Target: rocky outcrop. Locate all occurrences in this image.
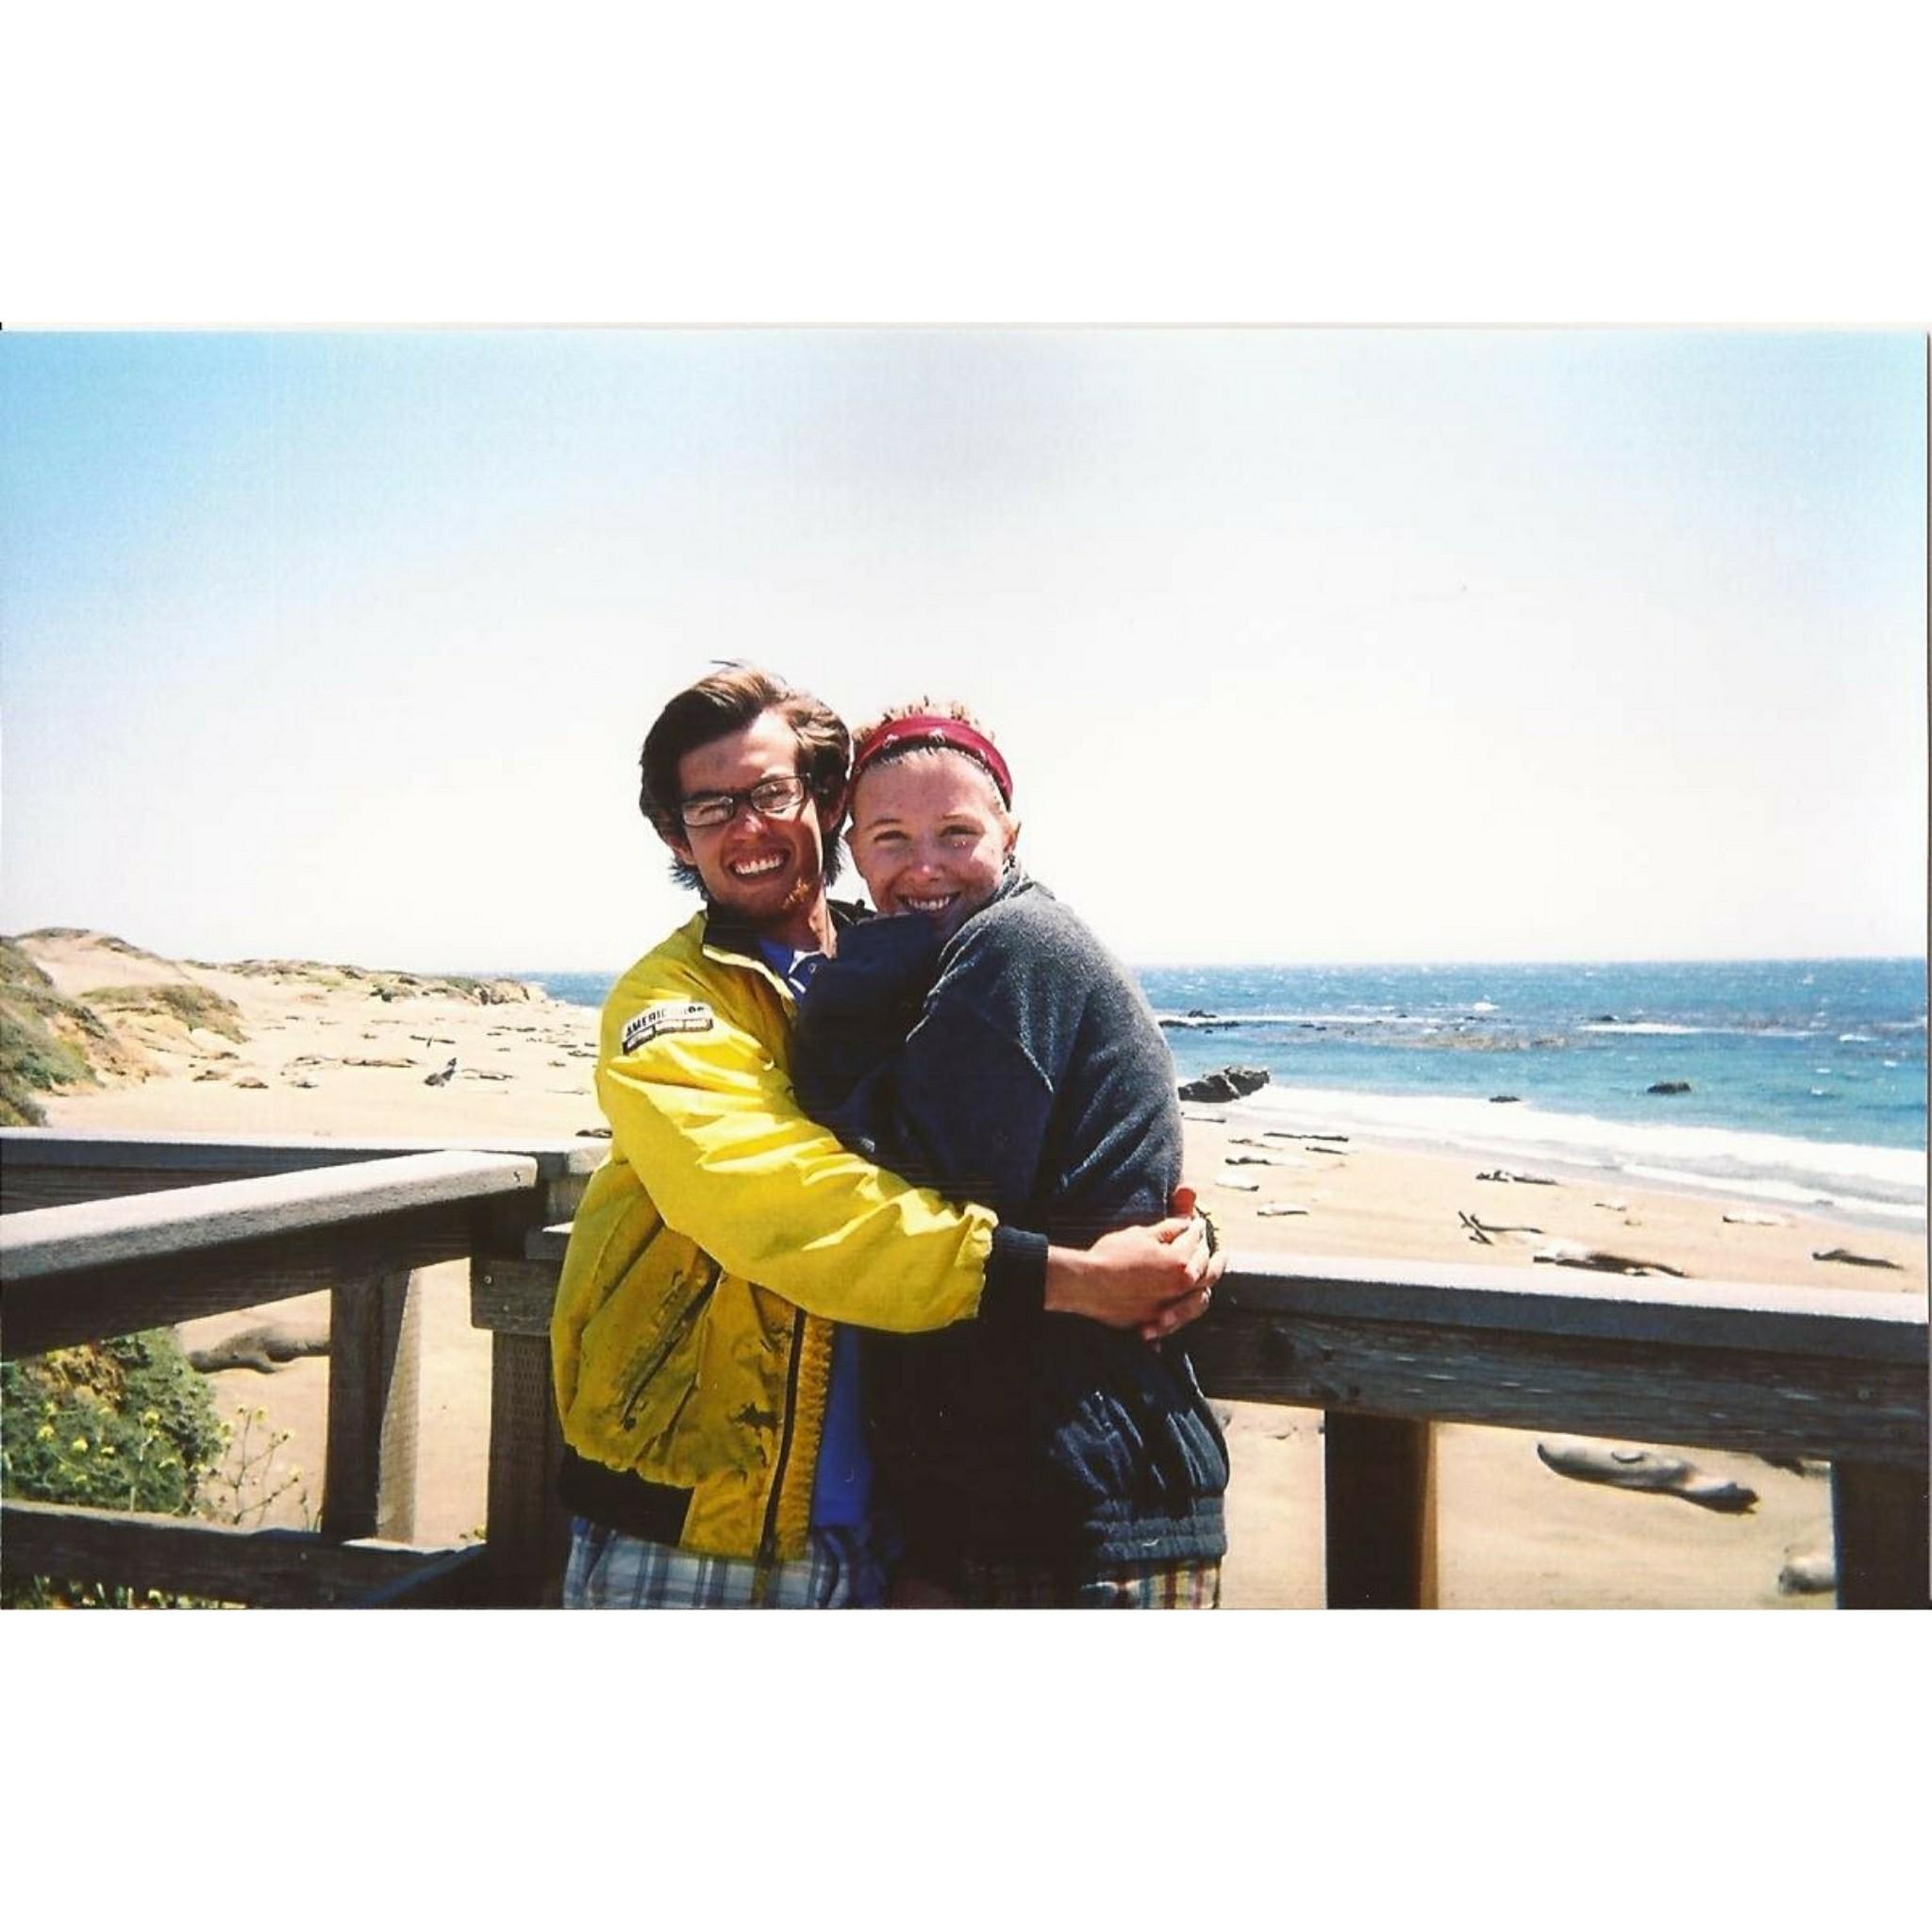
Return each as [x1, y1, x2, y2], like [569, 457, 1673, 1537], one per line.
[474, 979, 538, 1005]
[1176, 1064, 1271, 1104]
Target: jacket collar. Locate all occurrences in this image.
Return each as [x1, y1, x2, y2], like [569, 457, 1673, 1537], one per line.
[700, 896, 866, 967]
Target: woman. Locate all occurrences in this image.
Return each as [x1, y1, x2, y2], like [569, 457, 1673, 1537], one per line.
[791, 702, 1229, 1607]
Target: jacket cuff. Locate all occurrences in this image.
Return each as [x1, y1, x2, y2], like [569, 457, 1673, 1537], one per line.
[981, 1224, 1048, 1325]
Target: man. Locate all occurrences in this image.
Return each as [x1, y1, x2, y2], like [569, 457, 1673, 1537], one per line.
[550, 664, 1218, 1607]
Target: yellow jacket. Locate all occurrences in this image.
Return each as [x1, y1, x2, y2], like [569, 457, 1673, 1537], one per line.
[551, 907, 1041, 1561]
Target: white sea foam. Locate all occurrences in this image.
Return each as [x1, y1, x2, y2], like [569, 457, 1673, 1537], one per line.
[1577, 1022, 1703, 1036]
[1158, 1009, 1443, 1030]
[1577, 1021, 1836, 1040]
[1230, 1082, 1926, 1227]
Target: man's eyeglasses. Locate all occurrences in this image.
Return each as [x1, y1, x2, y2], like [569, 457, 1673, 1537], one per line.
[677, 774, 811, 829]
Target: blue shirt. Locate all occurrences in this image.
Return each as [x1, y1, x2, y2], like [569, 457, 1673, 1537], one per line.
[755, 937, 874, 1530]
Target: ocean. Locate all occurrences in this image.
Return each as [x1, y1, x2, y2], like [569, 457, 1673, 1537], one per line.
[508, 957, 1927, 1228]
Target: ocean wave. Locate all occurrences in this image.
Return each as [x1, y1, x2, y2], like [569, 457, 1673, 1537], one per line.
[1577, 1022, 1704, 1036]
[1158, 1010, 1446, 1030]
[1228, 1082, 1927, 1224]
[1618, 1165, 1926, 1226]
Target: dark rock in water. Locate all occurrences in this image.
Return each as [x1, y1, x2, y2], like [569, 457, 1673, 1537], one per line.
[1187, 1008, 1216, 1020]
[1490, 1094, 1521, 1104]
[1177, 1064, 1272, 1104]
[1647, 1080, 1691, 1095]
[1591, 1013, 1618, 1024]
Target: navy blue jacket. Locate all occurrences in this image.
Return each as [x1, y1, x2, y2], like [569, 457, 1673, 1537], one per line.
[791, 868, 1228, 1576]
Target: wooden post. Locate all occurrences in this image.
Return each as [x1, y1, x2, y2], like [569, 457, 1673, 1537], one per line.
[486, 1331, 568, 1607]
[322, 1268, 422, 1541]
[1831, 1459, 1930, 1608]
[475, 1164, 578, 1607]
[1324, 1410, 1438, 1609]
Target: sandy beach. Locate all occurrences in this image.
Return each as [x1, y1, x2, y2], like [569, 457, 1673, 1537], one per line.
[14, 929, 1926, 1608]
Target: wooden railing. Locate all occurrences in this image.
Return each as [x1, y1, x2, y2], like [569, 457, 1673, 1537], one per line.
[3, 1129, 1926, 1607]
[2, 1130, 596, 1607]
[1184, 1255, 1929, 1607]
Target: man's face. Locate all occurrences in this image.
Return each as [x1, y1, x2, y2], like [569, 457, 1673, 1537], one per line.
[665, 709, 829, 935]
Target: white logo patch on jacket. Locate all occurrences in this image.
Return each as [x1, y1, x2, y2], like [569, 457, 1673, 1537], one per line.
[620, 1000, 716, 1055]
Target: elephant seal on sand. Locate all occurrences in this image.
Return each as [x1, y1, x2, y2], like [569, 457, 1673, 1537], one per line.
[1778, 1550, 1837, 1595]
[1535, 1440, 1757, 1513]
[186, 1322, 331, 1374]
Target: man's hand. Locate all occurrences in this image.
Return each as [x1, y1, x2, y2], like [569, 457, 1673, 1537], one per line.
[1042, 1212, 1222, 1331]
[1136, 1182, 1223, 1340]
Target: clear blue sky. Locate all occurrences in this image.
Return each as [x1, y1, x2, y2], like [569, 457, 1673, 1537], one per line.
[2, 329, 1924, 969]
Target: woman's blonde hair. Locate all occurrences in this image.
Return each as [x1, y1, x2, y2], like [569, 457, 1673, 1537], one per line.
[848, 698, 1013, 816]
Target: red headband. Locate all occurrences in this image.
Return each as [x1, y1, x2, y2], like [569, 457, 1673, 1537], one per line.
[849, 715, 1013, 807]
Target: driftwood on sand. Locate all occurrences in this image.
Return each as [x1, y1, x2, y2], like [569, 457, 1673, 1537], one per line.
[1812, 1247, 1903, 1271]
[1476, 1167, 1557, 1186]
[1457, 1209, 1544, 1245]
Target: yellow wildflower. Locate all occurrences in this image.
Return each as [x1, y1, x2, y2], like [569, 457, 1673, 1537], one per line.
[72, 1437, 89, 1453]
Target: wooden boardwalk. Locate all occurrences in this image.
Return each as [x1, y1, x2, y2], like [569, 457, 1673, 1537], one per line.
[4, 1128, 1925, 1607]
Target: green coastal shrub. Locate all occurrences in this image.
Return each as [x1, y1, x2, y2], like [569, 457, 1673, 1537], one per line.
[3, 1331, 225, 1517]
[0, 939, 144, 1120]
[3, 1331, 228, 1605]
[0, 1008, 92, 1124]
[86, 982, 245, 1041]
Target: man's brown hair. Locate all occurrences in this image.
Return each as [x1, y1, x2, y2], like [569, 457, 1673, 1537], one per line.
[640, 663, 851, 889]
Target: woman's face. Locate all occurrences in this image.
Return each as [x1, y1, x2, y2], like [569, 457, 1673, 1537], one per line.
[847, 752, 1017, 941]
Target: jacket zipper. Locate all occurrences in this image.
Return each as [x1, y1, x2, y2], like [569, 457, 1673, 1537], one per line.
[618, 1259, 721, 1430]
[757, 1307, 807, 1563]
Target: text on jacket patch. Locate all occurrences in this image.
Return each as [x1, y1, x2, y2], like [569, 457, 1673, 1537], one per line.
[621, 1001, 717, 1055]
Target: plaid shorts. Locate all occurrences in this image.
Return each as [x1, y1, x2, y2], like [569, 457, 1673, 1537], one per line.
[563, 1516, 893, 1609]
[941, 1556, 1223, 1609]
